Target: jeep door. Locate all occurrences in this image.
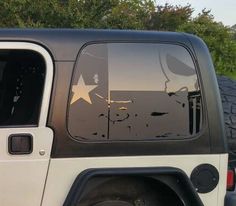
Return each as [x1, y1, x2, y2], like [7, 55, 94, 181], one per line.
[0, 42, 53, 206]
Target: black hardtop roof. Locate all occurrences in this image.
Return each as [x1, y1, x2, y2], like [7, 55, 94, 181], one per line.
[0, 29, 195, 61]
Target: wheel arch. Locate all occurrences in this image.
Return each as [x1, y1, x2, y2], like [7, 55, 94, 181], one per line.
[63, 167, 203, 206]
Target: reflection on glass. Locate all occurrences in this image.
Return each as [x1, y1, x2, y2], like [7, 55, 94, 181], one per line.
[68, 43, 202, 141]
[69, 44, 109, 140]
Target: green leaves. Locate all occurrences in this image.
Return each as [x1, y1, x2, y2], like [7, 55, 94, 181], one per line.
[147, 3, 193, 31]
[103, 0, 154, 29]
[0, 0, 68, 27]
[0, 0, 155, 29]
[178, 10, 236, 74]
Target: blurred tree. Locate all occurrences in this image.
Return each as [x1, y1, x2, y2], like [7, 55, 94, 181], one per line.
[74, 0, 117, 28]
[0, 0, 154, 29]
[0, 0, 68, 27]
[103, 0, 154, 29]
[232, 24, 236, 31]
[147, 3, 193, 31]
[178, 10, 236, 74]
[231, 24, 236, 40]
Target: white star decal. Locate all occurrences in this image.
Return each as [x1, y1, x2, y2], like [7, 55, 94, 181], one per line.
[71, 75, 98, 104]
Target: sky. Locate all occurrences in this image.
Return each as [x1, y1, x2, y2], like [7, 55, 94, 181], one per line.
[156, 0, 236, 26]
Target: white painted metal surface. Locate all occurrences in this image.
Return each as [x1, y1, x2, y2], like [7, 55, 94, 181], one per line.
[0, 42, 54, 206]
[42, 154, 228, 206]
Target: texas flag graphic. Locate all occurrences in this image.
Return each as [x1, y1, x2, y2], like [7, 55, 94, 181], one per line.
[68, 43, 201, 141]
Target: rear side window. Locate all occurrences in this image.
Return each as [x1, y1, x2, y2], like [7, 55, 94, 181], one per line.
[68, 43, 202, 141]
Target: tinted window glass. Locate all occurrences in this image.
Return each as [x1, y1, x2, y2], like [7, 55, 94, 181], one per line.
[0, 50, 45, 126]
[68, 43, 202, 141]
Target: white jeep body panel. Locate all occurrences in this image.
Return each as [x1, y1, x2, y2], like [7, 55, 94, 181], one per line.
[42, 154, 228, 206]
[0, 42, 53, 206]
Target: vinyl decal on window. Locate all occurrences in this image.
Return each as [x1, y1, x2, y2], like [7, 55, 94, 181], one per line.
[71, 75, 98, 104]
[68, 43, 202, 141]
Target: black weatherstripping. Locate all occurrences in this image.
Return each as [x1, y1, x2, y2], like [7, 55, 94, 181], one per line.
[63, 167, 204, 206]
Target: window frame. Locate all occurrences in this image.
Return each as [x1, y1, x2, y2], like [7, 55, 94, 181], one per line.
[67, 41, 207, 143]
[0, 42, 53, 128]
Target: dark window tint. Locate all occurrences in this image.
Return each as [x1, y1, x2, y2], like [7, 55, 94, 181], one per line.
[68, 43, 202, 141]
[0, 50, 45, 126]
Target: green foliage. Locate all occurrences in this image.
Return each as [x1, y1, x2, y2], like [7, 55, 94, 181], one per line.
[0, 0, 154, 29]
[178, 10, 236, 74]
[69, 0, 155, 29]
[102, 0, 155, 29]
[147, 3, 193, 31]
[0, 0, 69, 27]
[73, 0, 117, 28]
[231, 24, 236, 40]
[0, 0, 235, 76]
